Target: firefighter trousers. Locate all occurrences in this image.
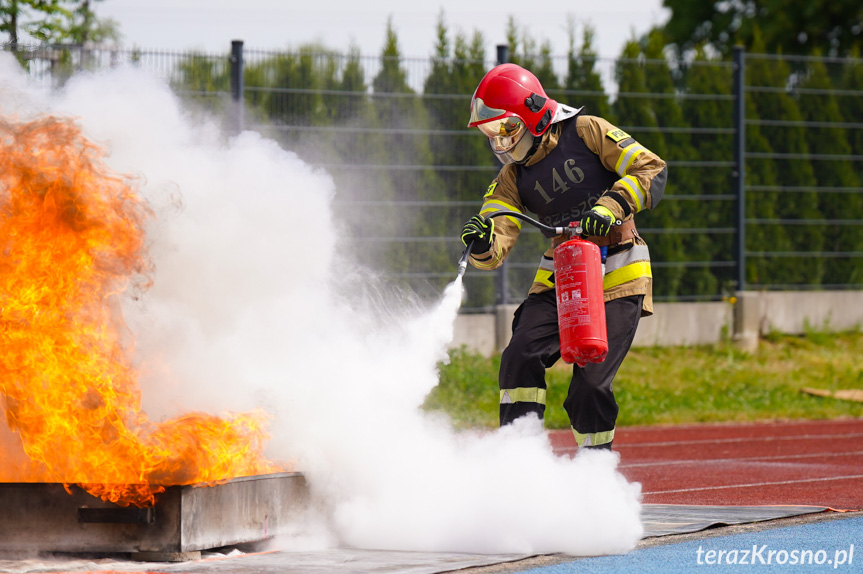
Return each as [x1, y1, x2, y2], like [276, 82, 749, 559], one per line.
[498, 290, 644, 448]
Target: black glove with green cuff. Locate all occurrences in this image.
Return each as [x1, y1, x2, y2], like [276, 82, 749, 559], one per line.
[580, 205, 615, 237]
[461, 215, 494, 253]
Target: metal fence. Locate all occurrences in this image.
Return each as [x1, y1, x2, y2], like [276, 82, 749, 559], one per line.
[3, 41, 862, 311]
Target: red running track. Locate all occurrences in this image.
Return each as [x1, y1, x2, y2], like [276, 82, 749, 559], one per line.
[549, 419, 863, 510]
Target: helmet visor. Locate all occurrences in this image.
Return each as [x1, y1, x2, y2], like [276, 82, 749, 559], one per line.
[468, 96, 506, 125]
[477, 117, 527, 153]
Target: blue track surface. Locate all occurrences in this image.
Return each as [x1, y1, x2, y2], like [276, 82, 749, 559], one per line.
[518, 515, 862, 573]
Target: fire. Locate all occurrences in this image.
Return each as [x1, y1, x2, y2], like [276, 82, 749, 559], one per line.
[0, 116, 281, 507]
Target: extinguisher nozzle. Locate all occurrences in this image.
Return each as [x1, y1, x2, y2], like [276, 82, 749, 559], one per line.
[457, 259, 468, 278]
[456, 240, 474, 279]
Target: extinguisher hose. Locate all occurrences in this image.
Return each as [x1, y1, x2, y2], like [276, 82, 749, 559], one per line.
[457, 211, 575, 279]
[484, 210, 575, 236]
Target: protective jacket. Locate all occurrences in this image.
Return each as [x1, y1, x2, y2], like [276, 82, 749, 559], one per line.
[469, 114, 667, 315]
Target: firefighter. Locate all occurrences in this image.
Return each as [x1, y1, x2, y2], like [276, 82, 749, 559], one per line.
[460, 63, 667, 450]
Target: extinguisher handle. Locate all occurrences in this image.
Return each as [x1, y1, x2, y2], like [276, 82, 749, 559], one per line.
[566, 219, 622, 238]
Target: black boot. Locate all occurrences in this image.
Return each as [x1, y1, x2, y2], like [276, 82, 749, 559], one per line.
[581, 441, 613, 451]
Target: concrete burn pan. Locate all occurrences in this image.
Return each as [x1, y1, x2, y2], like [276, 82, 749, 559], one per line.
[0, 472, 308, 561]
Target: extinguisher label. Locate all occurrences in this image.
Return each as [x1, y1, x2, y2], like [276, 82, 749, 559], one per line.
[557, 264, 591, 327]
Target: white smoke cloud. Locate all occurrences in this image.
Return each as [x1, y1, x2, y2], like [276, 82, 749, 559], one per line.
[0, 53, 642, 556]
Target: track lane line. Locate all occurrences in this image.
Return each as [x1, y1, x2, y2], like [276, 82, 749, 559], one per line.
[642, 473, 863, 495]
[619, 449, 863, 468]
[612, 432, 863, 449]
[553, 433, 863, 454]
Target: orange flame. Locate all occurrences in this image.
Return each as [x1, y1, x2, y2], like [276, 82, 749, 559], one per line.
[0, 116, 281, 507]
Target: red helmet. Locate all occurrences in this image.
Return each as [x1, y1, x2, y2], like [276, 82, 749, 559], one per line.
[469, 64, 573, 164]
[468, 63, 558, 136]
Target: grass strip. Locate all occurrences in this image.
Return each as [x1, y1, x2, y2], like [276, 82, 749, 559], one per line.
[424, 330, 863, 429]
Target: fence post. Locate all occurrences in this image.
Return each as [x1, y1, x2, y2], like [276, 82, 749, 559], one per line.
[732, 45, 746, 292]
[230, 40, 245, 134]
[731, 46, 760, 350]
[495, 44, 509, 306]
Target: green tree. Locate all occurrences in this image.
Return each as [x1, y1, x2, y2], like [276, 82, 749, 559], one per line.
[173, 53, 230, 92]
[332, 45, 369, 123]
[170, 51, 231, 123]
[1, 0, 66, 44]
[680, 46, 735, 295]
[643, 29, 715, 298]
[313, 46, 375, 170]
[614, 40, 660, 136]
[564, 23, 611, 119]
[746, 35, 822, 286]
[238, 45, 369, 173]
[65, 0, 119, 44]
[798, 52, 863, 285]
[1, 0, 116, 45]
[741, 106, 784, 287]
[841, 47, 863, 156]
[372, 18, 432, 181]
[663, 0, 863, 58]
[504, 17, 560, 89]
[613, 38, 685, 299]
[738, 41, 786, 287]
[422, 16, 490, 201]
[423, 11, 455, 168]
[370, 18, 449, 294]
[532, 40, 559, 92]
[242, 45, 347, 141]
[838, 49, 863, 286]
[422, 14, 496, 304]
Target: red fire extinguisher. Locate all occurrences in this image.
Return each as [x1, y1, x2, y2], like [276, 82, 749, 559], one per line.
[554, 232, 608, 367]
[456, 211, 608, 367]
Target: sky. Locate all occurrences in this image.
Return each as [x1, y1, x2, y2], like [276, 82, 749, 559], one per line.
[97, 0, 670, 61]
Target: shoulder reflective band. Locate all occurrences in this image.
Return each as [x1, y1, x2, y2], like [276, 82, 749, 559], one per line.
[572, 427, 615, 447]
[480, 199, 524, 229]
[615, 142, 646, 177]
[500, 387, 547, 406]
[618, 174, 646, 212]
